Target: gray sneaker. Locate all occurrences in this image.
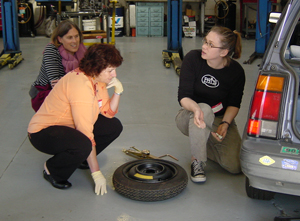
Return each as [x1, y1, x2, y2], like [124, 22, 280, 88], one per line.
[191, 160, 206, 183]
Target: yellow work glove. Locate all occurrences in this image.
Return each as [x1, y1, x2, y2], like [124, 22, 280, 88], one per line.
[106, 77, 123, 94]
[91, 171, 107, 196]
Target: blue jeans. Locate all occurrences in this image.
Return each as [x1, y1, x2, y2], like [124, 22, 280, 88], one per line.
[175, 103, 241, 174]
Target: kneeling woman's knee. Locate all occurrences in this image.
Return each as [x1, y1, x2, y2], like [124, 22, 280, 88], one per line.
[198, 103, 214, 123]
[198, 103, 213, 115]
[224, 161, 241, 174]
[77, 136, 93, 159]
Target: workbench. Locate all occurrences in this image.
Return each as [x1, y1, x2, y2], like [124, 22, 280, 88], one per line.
[81, 30, 107, 46]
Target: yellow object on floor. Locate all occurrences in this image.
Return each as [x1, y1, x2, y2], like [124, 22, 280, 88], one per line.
[0, 54, 12, 69]
[8, 53, 24, 69]
[0, 53, 24, 69]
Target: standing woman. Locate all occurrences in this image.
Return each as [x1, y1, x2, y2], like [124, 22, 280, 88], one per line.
[176, 26, 245, 183]
[29, 20, 87, 112]
[28, 44, 124, 195]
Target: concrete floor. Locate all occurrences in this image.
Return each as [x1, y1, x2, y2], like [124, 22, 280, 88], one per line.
[0, 35, 300, 221]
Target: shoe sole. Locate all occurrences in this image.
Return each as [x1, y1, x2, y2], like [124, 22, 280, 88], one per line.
[191, 176, 206, 183]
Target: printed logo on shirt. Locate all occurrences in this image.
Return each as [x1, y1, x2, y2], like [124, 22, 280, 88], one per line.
[201, 74, 219, 88]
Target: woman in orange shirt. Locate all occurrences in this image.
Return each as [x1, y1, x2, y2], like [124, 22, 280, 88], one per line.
[28, 44, 124, 195]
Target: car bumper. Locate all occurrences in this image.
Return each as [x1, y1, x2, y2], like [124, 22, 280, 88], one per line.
[240, 139, 300, 196]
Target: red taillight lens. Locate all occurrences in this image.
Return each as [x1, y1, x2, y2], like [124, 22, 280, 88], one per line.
[250, 91, 281, 121]
[247, 75, 284, 138]
[247, 119, 261, 135]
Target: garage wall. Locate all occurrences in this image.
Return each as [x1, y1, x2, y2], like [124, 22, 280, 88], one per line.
[30, 0, 262, 36]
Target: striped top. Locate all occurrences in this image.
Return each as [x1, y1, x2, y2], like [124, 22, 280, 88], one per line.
[33, 43, 65, 86]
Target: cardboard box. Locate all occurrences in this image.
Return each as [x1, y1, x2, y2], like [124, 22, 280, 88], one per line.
[183, 26, 196, 37]
[82, 19, 96, 26]
[189, 21, 196, 27]
[83, 26, 96, 31]
[186, 9, 192, 16]
[82, 19, 97, 31]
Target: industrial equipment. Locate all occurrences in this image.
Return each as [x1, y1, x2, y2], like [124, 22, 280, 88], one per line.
[215, 0, 236, 31]
[18, 0, 35, 37]
[35, 0, 110, 43]
[1, 0, 23, 69]
[162, 0, 183, 75]
[243, 0, 272, 64]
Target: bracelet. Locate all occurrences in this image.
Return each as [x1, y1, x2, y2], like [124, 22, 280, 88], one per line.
[114, 92, 122, 95]
[219, 121, 230, 126]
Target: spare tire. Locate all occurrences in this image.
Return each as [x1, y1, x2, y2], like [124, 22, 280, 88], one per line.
[113, 159, 188, 201]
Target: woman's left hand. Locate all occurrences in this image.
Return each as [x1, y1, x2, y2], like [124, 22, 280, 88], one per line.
[211, 123, 229, 142]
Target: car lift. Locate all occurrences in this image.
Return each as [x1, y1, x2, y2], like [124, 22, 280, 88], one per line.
[243, 0, 272, 64]
[1, 0, 24, 69]
[162, 0, 183, 75]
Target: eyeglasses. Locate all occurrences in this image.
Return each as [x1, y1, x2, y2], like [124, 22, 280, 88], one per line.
[202, 38, 226, 49]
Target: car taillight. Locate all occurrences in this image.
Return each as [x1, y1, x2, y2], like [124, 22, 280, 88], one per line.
[247, 74, 285, 138]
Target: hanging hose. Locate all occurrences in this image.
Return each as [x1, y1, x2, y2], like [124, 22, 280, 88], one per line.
[214, 0, 229, 20]
[34, 5, 45, 29]
[257, 0, 262, 37]
[18, 3, 32, 24]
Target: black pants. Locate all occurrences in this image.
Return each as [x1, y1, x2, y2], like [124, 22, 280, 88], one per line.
[29, 115, 123, 182]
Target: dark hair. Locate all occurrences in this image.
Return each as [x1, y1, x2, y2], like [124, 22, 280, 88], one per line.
[51, 20, 83, 47]
[79, 44, 123, 77]
[207, 26, 242, 65]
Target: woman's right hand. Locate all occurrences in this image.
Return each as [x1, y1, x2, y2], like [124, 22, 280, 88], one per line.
[106, 77, 123, 94]
[194, 109, 206, 129]
[180, 98, 206, 129]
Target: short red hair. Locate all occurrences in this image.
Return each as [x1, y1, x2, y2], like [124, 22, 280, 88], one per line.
[79, 44, 123, 77]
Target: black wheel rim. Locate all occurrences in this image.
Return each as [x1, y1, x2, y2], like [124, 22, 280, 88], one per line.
[124, 160, 178, 183]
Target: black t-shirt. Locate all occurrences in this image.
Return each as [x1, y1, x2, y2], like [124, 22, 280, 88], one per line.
[178, 49, 246, 116]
